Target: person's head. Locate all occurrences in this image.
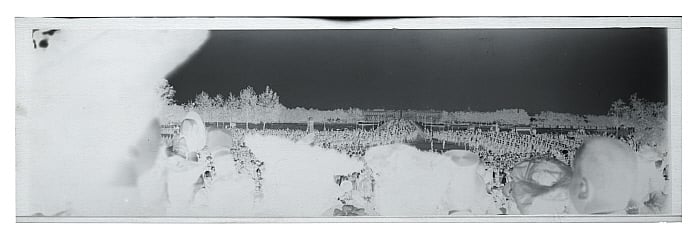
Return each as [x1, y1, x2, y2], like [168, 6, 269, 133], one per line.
[180, 119, 197, 136]
[179, 112, 206, 154]
[509, 157, 572, 214]
[444, 150, 481, 167]
[569, 137, 638, 214]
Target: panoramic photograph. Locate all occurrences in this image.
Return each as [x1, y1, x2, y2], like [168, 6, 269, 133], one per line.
[15, 18, 676, 220]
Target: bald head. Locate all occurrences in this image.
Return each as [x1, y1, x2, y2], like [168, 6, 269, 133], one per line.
[444, 150, 481, 167]
[570, 137, 638, 214]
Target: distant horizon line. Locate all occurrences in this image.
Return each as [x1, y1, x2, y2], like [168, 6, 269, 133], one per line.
[171, 103, 625, 116]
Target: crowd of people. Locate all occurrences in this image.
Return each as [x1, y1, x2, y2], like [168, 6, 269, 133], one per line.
[331, 164, 377, 216]
[426, 128, 661, 190]
[312, 119, 420, 158]
[160, 114, 669, 215]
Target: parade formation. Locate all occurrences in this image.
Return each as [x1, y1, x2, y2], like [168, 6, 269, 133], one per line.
[150, 108, 669, 216]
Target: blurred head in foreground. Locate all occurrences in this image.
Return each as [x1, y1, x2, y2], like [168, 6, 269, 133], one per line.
[444, 150, 481, 167]
[174, 111, 207, 160]
[569, 137, 638, 214]
[442, 150, 492, 214]
[508, 157, 572, 214]
[16, 28, 209, 216]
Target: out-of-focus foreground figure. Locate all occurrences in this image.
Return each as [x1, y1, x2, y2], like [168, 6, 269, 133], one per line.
[16, 29, 209, 216]
[507, 157, 573, 214]
[569, 137, 655, 214]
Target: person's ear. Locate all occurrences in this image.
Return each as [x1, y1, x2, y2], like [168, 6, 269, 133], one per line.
[577, 177, 589, 200]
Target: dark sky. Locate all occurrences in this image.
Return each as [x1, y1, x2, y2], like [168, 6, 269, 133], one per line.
[167, 28, 667, 115]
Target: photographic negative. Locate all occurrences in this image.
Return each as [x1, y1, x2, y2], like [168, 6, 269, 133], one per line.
[15, 17, 681, 222]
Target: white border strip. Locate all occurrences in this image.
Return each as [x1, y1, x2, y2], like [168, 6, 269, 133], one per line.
[668, 28, 682, 216]
[17, 215, 682, 223]
[16, 17, 681, 30]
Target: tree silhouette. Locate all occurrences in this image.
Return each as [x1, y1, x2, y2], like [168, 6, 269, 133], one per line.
[239, 86, 258, 129]
[258, 86, 283, 130]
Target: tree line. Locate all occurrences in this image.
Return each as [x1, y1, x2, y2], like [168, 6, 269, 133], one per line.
[157, 79, 667, 136]
[158, 80, 365, 128]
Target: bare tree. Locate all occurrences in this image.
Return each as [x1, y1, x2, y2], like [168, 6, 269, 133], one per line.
[257, 86, 283, 130]
[194, 91, 214, 122]
[212, 94, 225, 125]
[225, 92, 240, 126]
[157, 79, 177, 106]
[239, 86, 258, 129]
[608, 93, 667, 148]
[156, 79, 180, 124]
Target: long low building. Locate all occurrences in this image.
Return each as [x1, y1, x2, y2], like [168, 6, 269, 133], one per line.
[362, 109, 443, 122]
